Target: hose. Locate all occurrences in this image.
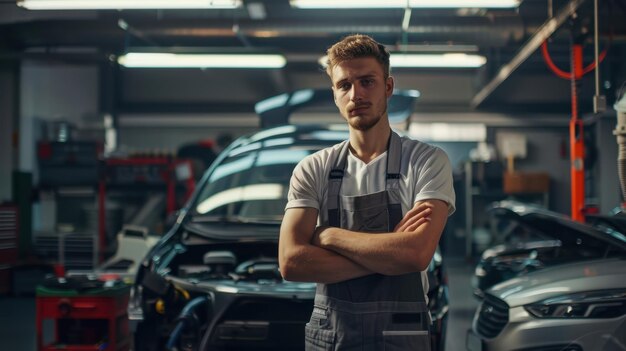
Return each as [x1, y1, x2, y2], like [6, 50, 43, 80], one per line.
[165, 295, 211, 350]
[540, 40, 608, 80]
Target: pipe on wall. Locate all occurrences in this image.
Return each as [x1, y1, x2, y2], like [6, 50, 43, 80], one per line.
[614, 93, 626, 208]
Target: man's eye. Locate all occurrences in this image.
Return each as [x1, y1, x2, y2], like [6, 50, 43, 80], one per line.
[362, 79, 374, 86]
[339, 83, 351, 90]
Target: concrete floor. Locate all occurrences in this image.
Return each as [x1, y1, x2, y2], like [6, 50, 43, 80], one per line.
[444, 257, 480, 351]
[0, 295, 37, 351]
[0, 256, 478, 351]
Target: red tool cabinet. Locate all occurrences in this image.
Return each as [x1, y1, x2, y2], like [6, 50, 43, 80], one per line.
[36, 283, 130, 351]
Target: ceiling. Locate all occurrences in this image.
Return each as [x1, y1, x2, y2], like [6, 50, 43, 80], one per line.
[1, 0, 625, 116]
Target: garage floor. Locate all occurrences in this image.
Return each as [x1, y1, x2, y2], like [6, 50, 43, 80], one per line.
[0, 256, 478, 351]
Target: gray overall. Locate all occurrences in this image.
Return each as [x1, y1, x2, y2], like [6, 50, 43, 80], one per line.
[305, 132, 431, 351]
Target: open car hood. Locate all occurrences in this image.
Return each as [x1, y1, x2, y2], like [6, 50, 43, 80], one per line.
[488, 200, 626, 252]
[183, 221, 280, 241]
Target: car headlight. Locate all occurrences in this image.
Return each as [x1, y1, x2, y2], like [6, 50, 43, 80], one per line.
[524, 289, 626, 319]
[475, 266, 487, 277]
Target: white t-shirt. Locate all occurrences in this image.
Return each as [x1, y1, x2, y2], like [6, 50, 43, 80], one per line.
[285, 136, 456, 220]
[285, 135, 455, 303]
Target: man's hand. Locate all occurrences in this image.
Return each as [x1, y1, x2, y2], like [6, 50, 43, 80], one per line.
[311, 225, 328, 247]
[394, 202, 433, 232]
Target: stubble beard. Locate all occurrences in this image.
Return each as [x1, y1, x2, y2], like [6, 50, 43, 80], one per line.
[348, 115, 379, 131]
[345, 101, 387, 132]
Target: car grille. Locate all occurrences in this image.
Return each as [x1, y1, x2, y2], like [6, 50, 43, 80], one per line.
[208, 297, 313, 350]
[476, 294, 509, 338]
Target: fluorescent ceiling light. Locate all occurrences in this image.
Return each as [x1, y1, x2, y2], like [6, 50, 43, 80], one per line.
[397, 44, 479, 53]
[18, 0, 242, 10]
[319, 53, 487, 68]
[117, 53, 286, 68]
[291, 0, 520, 8]
[392, 53, 486, 68]
[409, 123, 486, 142]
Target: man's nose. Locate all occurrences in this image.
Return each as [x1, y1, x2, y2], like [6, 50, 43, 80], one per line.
[349, 84, 363, 102]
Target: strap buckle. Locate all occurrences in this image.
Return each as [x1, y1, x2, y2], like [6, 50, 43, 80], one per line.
[329, 170, 344, 179]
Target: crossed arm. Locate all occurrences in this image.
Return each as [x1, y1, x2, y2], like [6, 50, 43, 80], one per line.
[278, 199, 448, 284]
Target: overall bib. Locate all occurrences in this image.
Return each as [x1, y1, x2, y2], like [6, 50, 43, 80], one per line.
[305, 132, 431, 351]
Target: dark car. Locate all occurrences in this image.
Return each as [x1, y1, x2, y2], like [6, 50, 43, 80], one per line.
[587, 212, 626, 234]
[472, 200, 626, 297]
[129, 123, 449, 351]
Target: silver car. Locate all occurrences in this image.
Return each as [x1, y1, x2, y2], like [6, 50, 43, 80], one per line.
[467, 257, 626, 351]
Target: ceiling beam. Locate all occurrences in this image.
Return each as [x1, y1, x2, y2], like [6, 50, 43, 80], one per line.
[3, 16, 524, 49]
[470, 0, 586, 109]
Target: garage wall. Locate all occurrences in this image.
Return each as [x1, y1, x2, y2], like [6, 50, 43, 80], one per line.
[0, 64, 16, 203]
[595, 114, 621, 213]
[19, 61, 99, 179]
[117, 114, 259, 153]
[491, 127, 571, 215]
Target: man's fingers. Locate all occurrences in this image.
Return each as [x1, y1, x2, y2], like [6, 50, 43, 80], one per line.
[394, 207, 432, 232]
[404, 217, 431, 232]
[404, 203, 432, 218]
[394, 203, 432, 231]
[311, 226, 327, 246]
[397, 215, 430, 233]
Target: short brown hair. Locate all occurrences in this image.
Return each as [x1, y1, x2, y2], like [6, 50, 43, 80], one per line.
[325, 34, 390, 79]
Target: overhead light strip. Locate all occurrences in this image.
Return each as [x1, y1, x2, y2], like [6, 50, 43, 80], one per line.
[409, 123, 487, 142]
[18, 0, 242, 10]
[291, 0, 520, 9]
[392, 53, 486, 68]
[117, 53, 287, 69]
[319, 53, 486, 68]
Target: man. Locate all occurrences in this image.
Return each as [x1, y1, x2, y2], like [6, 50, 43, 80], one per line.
[279, 34, 455, 350]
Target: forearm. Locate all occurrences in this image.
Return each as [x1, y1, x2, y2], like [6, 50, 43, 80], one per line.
[318, 200, 448, 275]
[280, 243, 372, 284]
[319, 227, 438, 275]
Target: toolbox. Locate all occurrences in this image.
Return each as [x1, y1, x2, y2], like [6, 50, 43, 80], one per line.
[36, 276, 131, 351]
[503, 171, 550, 194]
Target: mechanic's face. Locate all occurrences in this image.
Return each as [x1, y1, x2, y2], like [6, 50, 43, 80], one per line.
[331, 57, 393, 131]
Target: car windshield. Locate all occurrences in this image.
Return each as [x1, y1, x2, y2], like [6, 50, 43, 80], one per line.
[191, 145, 321, 223]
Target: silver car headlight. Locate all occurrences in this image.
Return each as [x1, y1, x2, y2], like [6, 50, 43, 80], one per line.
[524, 289, 626, 319]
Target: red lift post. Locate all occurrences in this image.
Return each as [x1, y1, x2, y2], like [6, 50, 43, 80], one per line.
[541, 30, 607, 222]
[569, 44, 585, 222]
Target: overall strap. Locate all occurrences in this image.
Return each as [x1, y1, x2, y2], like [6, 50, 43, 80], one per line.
[327, 141, 350, 227]
[386, 131, 402, 181]
[386, 132, 404, 228]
